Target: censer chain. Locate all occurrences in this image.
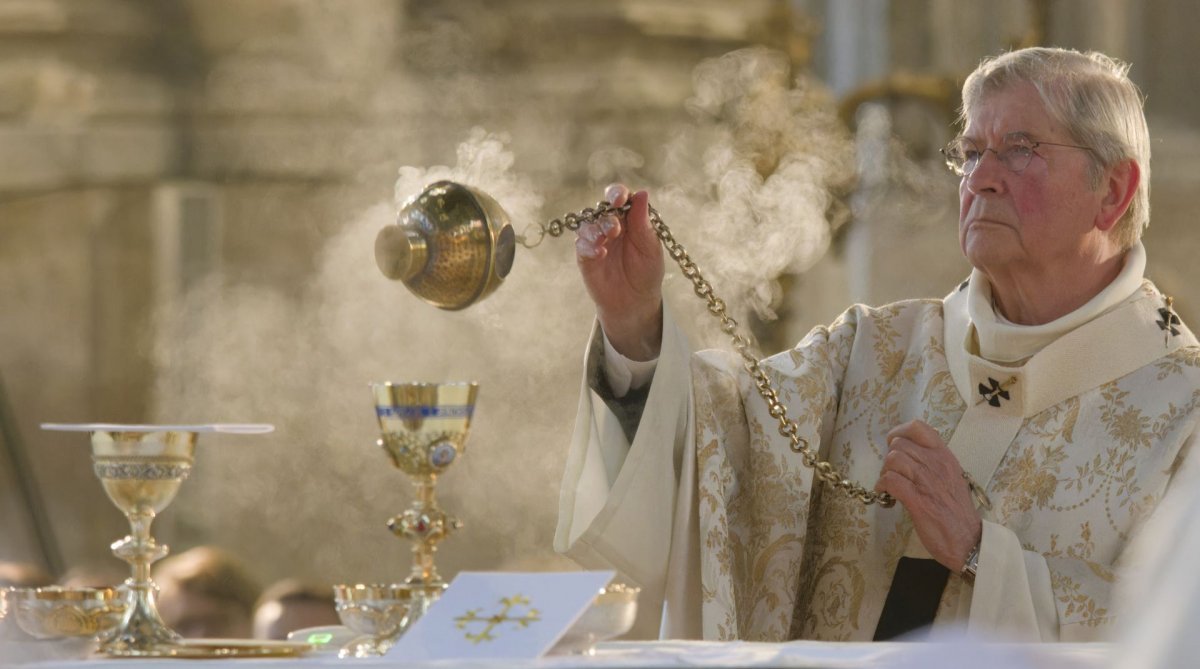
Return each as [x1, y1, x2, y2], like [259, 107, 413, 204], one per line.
[538, 201, 896, 508]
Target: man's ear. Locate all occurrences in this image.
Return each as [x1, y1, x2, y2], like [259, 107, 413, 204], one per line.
[1095, 158, 1140, 232]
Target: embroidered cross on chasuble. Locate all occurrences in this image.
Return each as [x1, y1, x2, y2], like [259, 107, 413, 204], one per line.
[557, 280, 1200, 643]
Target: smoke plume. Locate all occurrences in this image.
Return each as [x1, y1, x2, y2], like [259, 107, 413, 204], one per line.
[150, 47, 857, 588]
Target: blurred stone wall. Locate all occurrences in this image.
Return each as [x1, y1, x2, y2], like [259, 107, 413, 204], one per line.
[0, 0, 186, 572]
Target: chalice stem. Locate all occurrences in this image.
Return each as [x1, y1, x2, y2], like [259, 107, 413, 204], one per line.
[408, 480, 443, 587]
[127, 510, 157, 581]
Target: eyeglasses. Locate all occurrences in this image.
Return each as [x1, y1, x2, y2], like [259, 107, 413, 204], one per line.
[941, 132, 1093, 176]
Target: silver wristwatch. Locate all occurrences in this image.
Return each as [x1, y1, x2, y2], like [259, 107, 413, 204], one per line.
[961, 542, 980, 586]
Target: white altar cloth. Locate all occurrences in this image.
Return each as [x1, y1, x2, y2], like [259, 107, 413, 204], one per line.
[4, 640, 1108, 669]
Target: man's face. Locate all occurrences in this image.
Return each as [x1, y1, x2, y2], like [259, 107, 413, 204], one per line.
[957, 81, 1104, 278]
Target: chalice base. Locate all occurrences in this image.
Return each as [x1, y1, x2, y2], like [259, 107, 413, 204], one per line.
[98, 592, 180, 657]
[339, 635, 396, 658]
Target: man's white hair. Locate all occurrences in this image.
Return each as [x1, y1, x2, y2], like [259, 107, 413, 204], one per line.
[960, 47, 1151, 250]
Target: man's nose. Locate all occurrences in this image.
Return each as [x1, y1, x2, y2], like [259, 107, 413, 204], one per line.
[964, 149, 1005, 194]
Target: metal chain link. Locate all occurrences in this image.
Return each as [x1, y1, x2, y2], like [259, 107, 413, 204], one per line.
[543, 201, 896, 508]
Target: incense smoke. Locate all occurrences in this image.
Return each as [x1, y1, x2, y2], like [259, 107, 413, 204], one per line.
[149, 47, 859, 587]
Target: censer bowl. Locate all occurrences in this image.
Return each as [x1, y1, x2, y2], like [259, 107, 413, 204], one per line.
[376, 180, 516, 310]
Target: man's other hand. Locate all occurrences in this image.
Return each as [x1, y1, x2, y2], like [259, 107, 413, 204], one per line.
[874, 419, 983, 571]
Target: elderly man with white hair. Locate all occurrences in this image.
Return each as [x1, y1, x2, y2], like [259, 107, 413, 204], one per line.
[555, 46, 1197, 643]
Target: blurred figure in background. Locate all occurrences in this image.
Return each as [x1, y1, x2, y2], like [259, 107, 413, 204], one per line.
[0, 561, 53, 589]
[154, 546, 260, 639]
[57, 562, 127, 589]
[252, 579, 340, 640]
[0, 561, 54, 641]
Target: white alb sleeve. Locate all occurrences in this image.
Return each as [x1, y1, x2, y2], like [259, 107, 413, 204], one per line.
[601, 330, 659, 398]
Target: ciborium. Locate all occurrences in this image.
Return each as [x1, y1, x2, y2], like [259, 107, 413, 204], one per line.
[332, 583, 416, 658]
[8, 586, 127, 641]
[550, 583, 640, 655]
[371, 382, 478, 605]
[40, 423, 274, 657]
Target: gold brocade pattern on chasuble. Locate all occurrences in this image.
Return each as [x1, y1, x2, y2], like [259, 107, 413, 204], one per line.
[692, 297, 1200, 640]
[990, 347, 1200, 627]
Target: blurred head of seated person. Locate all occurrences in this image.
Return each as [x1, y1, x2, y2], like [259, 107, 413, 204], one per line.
[154, 546, 260, 639]
[0, 561, 53, 588]
[558, 45, 1181, 643]
[253, 579, 339, 640]
[58, 562, 127, 589]
[0, 561, 54, 641]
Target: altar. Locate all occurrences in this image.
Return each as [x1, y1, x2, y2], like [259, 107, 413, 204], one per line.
[9, 640, 1110, 669]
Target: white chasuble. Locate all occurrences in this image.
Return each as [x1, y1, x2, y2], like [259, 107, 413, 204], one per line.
[555, 281, 1200, 642]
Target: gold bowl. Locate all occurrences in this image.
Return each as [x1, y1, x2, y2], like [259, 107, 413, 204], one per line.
[333, 583, 417, 658]
[551, 583, 640, 655]
[9, 587, 128, 640]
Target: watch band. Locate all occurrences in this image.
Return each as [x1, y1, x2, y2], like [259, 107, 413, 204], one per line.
[961, 542, 980, 586]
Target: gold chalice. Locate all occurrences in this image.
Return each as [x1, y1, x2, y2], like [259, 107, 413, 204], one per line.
[90, 428, 195, 656]
[371, 382, 478, 606]
[40, 423, 274, 658]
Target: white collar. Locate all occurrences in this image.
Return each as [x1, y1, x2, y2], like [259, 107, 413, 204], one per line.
[967, 242, 1147, 363]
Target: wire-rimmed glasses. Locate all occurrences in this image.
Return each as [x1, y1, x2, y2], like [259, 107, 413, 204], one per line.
[941, 132, 1093, 176]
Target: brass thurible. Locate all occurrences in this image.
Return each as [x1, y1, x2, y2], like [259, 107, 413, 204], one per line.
[375, 181, 516, 310]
